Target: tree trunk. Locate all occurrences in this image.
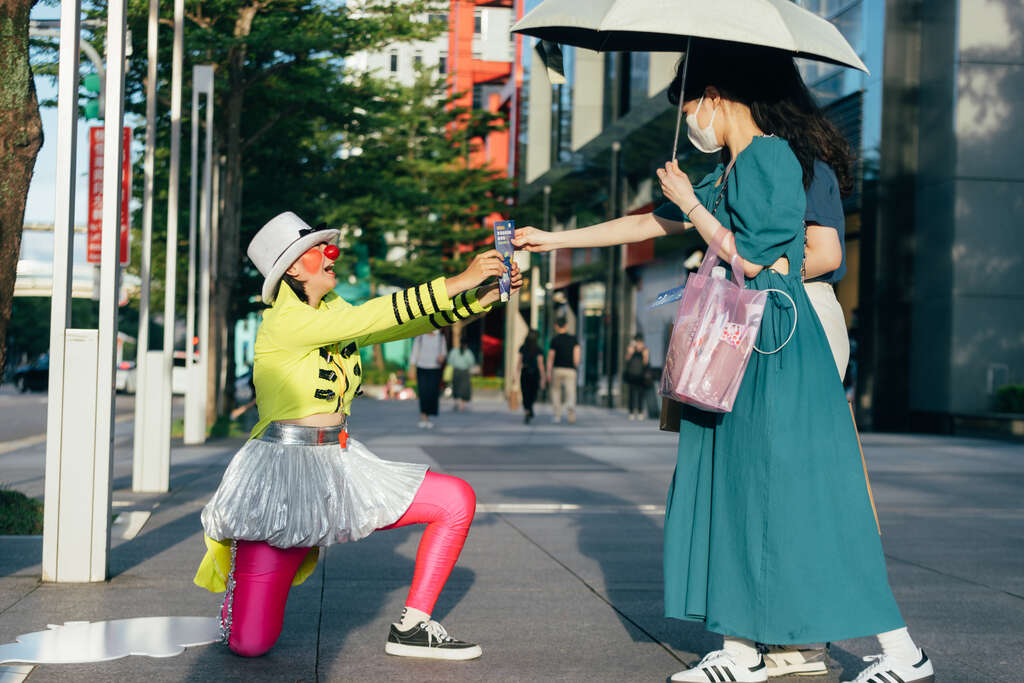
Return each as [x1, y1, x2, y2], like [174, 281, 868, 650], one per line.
[0, 0, 43, 378]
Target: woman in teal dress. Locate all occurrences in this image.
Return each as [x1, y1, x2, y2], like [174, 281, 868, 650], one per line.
[513, 41, 933, 683]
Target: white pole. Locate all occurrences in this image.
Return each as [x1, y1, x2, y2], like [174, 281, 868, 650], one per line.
[161, 0, 184, 472]
[133, 0, 159, 489]
[93, 0, 131, 581]
[42, 0, 81, 582]
[198, 65, 214, 435]
[183, 76, 200, 443]
[184, 65, 214, 444]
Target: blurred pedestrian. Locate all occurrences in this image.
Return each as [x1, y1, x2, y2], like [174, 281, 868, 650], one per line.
[516, 329, 546, 424]
[447, 337, 475, 412]
[547, 319, 579, 424]
[411, 329, 447, 429]
[623, 334, 650, 421]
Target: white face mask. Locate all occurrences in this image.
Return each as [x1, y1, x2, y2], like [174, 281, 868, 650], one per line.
[686, 95, 722, 154]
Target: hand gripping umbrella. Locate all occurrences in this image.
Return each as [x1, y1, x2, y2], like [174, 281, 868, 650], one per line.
[511, 0, 867, 158]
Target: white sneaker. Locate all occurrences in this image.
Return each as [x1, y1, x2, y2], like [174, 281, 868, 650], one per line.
[842, 650, 934, 683]
[417, 420, 428, 429]
[762, 645, 828, 677]
[628, 413, 636, 421]
[553, 415, 561, 424]
[671, 650, 768, 682]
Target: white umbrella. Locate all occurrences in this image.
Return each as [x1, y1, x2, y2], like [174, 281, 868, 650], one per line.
[512, 0, 867, 157]
[512, 0, 866, 71]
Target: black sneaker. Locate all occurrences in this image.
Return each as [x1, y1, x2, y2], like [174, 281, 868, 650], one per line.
[384, 620, 482, 661]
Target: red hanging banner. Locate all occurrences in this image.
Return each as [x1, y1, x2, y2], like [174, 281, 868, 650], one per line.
[86, 126, 132, 265]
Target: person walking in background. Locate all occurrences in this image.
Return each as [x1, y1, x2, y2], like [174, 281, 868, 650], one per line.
[623, 334, 650, 421]
[411, 329, 447, 429]
[516, 329, 546, 424]
[447, 338, 475, 412]
[547, 319, 580, 424]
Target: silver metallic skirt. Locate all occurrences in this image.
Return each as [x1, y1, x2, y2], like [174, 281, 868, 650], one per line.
[201, 422, 428, 548]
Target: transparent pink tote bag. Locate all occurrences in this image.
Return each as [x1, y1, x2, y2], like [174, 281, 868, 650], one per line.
[659, 229, 795, 413]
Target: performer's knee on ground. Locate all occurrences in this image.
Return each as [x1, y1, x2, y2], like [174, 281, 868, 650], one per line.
[228, 628, 281, 658]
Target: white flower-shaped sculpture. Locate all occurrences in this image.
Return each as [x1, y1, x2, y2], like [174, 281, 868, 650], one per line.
[0, 617, 220, 664]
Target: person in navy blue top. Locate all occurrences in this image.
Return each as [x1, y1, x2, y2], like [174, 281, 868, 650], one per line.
[801, 159, 850, 379]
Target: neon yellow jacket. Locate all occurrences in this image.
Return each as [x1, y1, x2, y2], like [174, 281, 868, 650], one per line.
[194, 277, 490, 592]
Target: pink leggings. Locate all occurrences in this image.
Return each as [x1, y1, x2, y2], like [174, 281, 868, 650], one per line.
[224, 471, 475, 657]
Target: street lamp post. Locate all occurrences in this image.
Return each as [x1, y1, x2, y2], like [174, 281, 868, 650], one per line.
[183, 65, 215, 445]
[603, 141, 621, 408]
[42, 0, 130, 582]
[132, 0, 166, 492]
[159, 0, 185, 476]
[542, 185, 553, 345]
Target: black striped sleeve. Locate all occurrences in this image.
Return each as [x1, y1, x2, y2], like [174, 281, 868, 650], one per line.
[402, 288, 414, 321]
[390, 292, 403, 324]
[439, 310, 455, 325]
[428, 314, 444, 329]
[413, 286, 425, 317]
[426, 280, 440, 312]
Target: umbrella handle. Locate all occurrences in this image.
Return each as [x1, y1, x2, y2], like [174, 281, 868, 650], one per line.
[670, 36, 692, 163]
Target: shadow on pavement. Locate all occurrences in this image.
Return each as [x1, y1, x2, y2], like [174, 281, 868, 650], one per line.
[497, 484, 719, 659]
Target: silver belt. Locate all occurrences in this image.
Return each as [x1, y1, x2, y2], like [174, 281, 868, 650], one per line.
[261, 420, 347, 445]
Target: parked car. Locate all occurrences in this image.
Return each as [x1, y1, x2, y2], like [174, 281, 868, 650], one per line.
[13, 354, 49, 392]
[115, 360, 137, 393]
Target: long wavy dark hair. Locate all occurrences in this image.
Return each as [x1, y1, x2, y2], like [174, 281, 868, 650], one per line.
[522, 329, 540, 358]
[668, 39, 855, 197]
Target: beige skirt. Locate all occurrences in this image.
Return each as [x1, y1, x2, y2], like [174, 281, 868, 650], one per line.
[803, 281, 849, 380]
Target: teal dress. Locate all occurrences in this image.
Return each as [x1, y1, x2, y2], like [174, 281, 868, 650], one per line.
[657, 137, 904, 644]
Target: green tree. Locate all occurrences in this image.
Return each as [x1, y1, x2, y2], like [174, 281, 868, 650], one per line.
[324, 70, 512, 288]
[110, 0, 444, 420]
[0, 0, 44, 377]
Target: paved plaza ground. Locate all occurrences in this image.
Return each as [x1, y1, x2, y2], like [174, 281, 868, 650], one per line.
[1, 395, 1021, 682]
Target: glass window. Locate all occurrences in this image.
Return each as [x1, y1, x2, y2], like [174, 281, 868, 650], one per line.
[389, 52, 398, 73]
[629, 52, 650, 110]
[473, 10, 482, 34]
[438, 53, 447, 74]
[413, 51, 422, 68]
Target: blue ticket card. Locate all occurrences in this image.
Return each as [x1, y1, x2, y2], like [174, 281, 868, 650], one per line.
[493, 219, 515, 302]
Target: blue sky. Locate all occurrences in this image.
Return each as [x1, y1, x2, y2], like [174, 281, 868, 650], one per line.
[24, 4, 143, 226]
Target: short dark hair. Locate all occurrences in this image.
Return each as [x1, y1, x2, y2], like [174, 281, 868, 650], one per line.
[555, 318, 567, 329]
[277, 273, 307, 302]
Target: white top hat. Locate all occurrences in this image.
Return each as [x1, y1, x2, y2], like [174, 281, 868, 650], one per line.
[247, 211, 340, 304]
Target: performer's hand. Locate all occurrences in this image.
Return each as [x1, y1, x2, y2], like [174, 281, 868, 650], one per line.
[446, 249, 507, 296]
[476, 258, 523, 307]
[512, 226, 556, 253]
[508, 260, 523, 293]
[656, 160, 696, 211]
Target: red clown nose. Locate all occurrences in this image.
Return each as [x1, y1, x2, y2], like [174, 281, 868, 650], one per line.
[323, 244, 339, 260]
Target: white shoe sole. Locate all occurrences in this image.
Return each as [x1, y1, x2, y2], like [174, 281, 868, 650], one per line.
[766, 662, 828, 677]
[384, 641, 482, 661]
